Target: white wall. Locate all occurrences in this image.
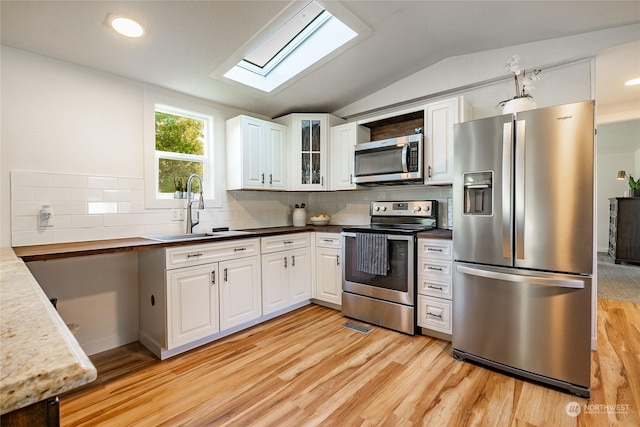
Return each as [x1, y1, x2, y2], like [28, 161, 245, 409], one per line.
[335, 24, 640, 119]
[595, 119, 640, 252]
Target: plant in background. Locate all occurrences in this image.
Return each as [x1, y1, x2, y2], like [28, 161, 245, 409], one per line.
[629, 175, 640, 191]
[498, 55, 542, 107]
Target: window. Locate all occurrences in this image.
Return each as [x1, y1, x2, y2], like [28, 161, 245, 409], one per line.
[144, 92, 223, 208]
[154, 106, 207, 198]
[221, 1, 366, 92]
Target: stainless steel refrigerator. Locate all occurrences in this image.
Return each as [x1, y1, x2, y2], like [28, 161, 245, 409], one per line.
[452, 101, 594, 398]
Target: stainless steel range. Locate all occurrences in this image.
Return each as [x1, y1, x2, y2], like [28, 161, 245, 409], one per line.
[341, 200, 438, 335]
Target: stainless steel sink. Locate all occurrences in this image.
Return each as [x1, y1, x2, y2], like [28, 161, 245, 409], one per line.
[146, 230, 255, 242]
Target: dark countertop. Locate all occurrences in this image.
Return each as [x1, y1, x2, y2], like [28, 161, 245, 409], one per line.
[13, 225, 452, 261]
[13, 225, 349, 262]
[416, 229, 452, 240]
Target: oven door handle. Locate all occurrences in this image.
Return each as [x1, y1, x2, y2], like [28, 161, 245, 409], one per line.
[341, 232, 415, 242]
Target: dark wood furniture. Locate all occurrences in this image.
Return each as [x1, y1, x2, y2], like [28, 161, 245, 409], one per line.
[608, 197, 640, 265]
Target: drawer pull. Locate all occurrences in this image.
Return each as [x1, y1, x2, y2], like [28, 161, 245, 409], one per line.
[187, 253, 203, 258]
[428, 266, 444, 271]
[234, 247, 247, 252]
[427, 311, 443, 319]
[283, 240, 294, 244]
[427, 248, 443, 252]
[322, 239, 334, 243]
[427, 285, 443, 291]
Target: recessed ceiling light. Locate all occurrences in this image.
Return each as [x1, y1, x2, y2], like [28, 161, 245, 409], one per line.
[108, 15, 144, 38]
[624, 77, 640, 86]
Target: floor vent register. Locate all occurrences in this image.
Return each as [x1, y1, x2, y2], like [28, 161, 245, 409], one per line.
[342, 321, 373, 334]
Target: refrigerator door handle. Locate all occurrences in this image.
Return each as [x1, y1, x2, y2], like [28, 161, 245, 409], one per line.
[456, 265, 585, 289]
[502, 122, 512, 259]
[515, 119, 526, 260]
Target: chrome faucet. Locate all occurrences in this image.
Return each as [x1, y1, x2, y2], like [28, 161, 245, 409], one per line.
[185, 173, 204, 234]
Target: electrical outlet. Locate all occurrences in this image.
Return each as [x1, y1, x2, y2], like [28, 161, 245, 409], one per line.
[39, 205, 54, 227]
[172, 209, 185, 221]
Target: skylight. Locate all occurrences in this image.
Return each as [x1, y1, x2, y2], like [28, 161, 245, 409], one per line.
[223, 1, 358, 92]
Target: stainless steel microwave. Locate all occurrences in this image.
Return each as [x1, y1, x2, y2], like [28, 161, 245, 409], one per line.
[352, 134, 423, 185]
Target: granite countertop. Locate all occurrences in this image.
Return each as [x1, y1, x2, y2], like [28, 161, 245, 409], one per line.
[0, 248, 97, 415]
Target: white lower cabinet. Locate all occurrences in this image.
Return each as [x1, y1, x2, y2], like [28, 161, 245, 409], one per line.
[167, 264, 219, 349]
[219, 256, 262, 330]
[138, 238, 261, 359]
[261, 233, 312, 315]
[314, 233, 342, 306]
[417, 238, 453, 337]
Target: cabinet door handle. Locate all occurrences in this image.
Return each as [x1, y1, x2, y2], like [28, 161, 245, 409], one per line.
[187, 253, 203, 258]
[321, 176, 324, 186]
[224, 268, 228, 282]
[234, 247, 246, 252]
[336, 255, 340, 266]
[211, 271, 216, 285]
[349, 174, 353, 184]
[428, 165, 432, 178]
[261, 173, 265, 184]
[284, 257, 287, 268]
[292, 255, 296, 267]
[427, 311, 442, 319]
[269, 173, 273, 184]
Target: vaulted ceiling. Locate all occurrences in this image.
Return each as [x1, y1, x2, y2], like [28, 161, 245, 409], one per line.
[1, 1, 639, 119]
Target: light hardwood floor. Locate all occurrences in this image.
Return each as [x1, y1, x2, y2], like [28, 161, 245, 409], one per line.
[61, 299, 639, 426]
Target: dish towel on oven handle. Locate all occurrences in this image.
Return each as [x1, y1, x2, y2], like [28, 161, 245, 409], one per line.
[355, 233, 389, 276]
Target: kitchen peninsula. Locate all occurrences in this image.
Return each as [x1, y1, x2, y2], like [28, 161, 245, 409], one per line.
[0, 248, 97, 424]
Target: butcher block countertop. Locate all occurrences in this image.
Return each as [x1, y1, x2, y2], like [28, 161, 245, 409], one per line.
[0, 248, 97, 415]
[12, 225, 452, 262]
[416, 229, 452, 240]
[12, 225, 348, 262]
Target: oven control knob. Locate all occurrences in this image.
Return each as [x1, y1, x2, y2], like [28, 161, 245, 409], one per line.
[382, 206, 387, 211]
[413, 206, 422, 213]
[374, 206, 380, 211]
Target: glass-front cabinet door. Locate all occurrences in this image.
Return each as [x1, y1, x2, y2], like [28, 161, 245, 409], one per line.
[274, 113, 345, 191]
[300, 118, 322, 186]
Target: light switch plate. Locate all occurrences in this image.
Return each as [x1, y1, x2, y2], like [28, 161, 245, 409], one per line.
[172, 209, 185, 221]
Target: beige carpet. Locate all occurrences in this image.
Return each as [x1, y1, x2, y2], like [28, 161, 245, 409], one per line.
[597, 252, 640, 303]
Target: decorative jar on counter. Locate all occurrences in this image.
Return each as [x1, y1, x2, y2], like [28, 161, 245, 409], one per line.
[292, 208, 307, 227]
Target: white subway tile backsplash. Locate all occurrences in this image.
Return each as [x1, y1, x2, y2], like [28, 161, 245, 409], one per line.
[104, 189, 132, 202]
[34, 187, 73, 202]
[72, 189, 104, 202]
[72, 215, 104, 228]
[54, 202, 87, 215]
[88, 176, 118, 189]
[12, 170, 449, 247]
[87, 202, 118, 214]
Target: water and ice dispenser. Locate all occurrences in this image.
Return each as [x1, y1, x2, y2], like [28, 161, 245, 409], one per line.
[463, 171, 493, 215]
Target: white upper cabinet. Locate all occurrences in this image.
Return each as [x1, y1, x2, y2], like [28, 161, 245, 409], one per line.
[226, 115, 286, 190]
[275, 113, 345, 191]
[329, 123, 370, 191]
[424, 97, 467, 185]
